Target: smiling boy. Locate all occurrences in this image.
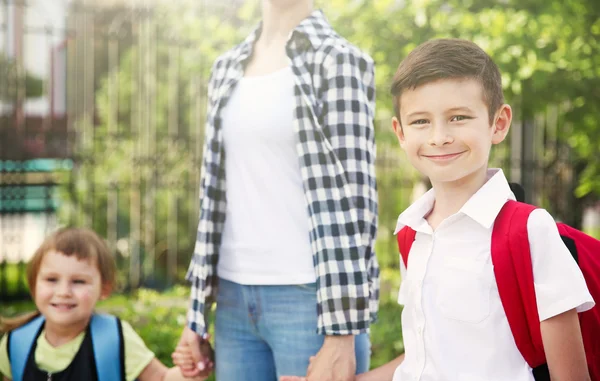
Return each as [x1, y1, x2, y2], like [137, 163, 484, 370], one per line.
[354, 38, 594, 381]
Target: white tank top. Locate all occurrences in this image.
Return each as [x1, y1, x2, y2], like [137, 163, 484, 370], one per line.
[217, 66, 316, 285]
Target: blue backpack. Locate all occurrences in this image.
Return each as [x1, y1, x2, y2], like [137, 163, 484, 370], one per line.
[8, 314, 125, 381]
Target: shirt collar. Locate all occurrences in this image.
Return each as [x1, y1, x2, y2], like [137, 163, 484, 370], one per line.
[235, 10, 334, 61]
[394, 169, 516, 234]
[292, 9, 335, 49]
[460, 168, 515, 228]
[394, 187, 436, 234]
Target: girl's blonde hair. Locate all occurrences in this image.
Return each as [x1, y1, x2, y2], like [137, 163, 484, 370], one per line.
[0, 227, 117, 333]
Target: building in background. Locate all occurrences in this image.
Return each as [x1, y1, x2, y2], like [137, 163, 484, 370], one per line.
[0, 0, 71, 268]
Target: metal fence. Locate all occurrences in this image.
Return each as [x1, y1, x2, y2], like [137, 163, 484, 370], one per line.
[0, 0, 219, 300]
[0, 0, 591, 302]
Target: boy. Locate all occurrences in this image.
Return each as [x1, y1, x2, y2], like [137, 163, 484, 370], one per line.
[360, 38, 594, 381]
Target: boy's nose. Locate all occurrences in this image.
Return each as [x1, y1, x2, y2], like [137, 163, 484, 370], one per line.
[56, 281, 73, 296]
[428, 123, 453, 146]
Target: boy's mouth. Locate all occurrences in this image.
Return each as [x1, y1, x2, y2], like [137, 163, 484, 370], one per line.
[423, 151, 466, 161]
[50, 303, 77, 310]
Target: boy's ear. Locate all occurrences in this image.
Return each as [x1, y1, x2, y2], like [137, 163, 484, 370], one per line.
[392, 117, 406, 147]
[492, 104, 512, 144]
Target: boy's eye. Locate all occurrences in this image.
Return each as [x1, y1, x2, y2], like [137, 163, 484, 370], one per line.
[410, 119, 429, 126]
[45, 277, 57, 283]
[73, 279, 87, 285]
[451, 115, 471, 122]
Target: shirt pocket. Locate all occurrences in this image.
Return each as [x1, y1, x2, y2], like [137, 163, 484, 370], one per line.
[436, 256, 492, 324]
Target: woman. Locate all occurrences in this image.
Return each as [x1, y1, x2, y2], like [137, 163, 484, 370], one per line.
[177, 1, 379, 380]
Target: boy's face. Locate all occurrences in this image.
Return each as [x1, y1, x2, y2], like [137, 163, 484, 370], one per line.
[392, 78, 511, 187]
[35, 251, 110, 333]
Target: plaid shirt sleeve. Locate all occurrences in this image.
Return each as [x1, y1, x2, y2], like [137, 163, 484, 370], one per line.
[315, 46, 378, 335]
[185, 58, 223, 335]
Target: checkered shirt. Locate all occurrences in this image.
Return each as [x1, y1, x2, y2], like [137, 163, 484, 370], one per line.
[186, 10, 380, 336]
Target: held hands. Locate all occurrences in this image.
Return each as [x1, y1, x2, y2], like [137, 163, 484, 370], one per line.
[172, 327, 214, 379]
[172, 344, 212, 380]
[280, 335, 356, 381]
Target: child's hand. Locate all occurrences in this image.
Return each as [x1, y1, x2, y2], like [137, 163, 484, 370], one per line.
[172, 344, 197, 374]
[171, 340, 214, 378]
[176, 365, 209, 381]
[174, 329, 214, 378]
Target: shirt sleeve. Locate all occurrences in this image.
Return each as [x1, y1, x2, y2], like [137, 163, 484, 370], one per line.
[320, 47, 377, 247]
[184, 55, 224, 336]
[315, 46, 378, 336]
[0, 334, 12, 379]
[121, 320, 155, 381]
[528, 209, 595, 321]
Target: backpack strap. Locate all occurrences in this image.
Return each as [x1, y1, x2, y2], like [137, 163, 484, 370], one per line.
[397, 226, 417, 268]
[8, 314, 45, 381]
[90, 314, 125, 381]
[491, 200, 546, 368]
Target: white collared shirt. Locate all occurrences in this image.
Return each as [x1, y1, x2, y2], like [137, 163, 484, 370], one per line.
[393, 169, 594, 381]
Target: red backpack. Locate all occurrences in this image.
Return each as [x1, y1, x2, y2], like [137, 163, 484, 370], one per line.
[397, 200, 600, 380]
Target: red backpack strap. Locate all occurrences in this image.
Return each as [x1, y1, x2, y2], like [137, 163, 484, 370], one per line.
[397, 226, 417, 268]
[492, 200, 547, 368]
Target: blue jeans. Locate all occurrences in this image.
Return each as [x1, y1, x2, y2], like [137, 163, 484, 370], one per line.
[214, 278, 371, 381]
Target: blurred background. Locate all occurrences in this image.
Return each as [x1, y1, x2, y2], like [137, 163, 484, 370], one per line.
[1, 0, 599, 370]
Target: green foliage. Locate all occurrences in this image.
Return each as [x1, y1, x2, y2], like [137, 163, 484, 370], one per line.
[0, 54, 44, 100]
[320, 0, 600, 197]
[371, 301, 404, 369]
[57, 2, 255, 286]
[0, 263, 28, 296]
[60, 0, 600, 271]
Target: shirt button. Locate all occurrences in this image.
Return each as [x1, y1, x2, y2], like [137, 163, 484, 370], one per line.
[417, 325, 423, 334]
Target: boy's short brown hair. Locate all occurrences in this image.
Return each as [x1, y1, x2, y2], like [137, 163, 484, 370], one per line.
[390, 38, 504, 125]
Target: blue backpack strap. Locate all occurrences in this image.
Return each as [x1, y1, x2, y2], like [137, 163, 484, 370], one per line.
[90, 314, 124, 381]
[9, 314, 45, 381]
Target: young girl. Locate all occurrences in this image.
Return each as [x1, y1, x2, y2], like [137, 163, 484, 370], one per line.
[0, 227, 201, 381]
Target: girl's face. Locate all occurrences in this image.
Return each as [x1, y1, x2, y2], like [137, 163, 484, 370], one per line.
[34, 251, 109, 333]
